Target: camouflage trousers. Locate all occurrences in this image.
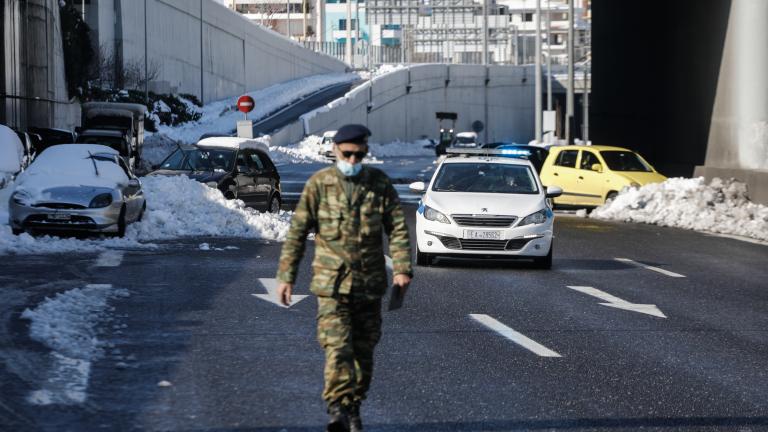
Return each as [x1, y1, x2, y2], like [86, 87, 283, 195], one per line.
[317, 295, 382, 407]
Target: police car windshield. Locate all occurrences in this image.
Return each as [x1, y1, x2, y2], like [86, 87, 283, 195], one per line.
[432, 162, 539, 194]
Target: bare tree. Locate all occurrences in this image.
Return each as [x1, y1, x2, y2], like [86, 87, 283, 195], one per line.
[89, 44, 161, 91]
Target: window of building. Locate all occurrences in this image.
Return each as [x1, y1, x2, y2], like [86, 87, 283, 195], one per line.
[338, 19, 358, 30]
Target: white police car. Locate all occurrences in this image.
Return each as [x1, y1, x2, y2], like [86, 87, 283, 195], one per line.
[410, 149, 562, 268]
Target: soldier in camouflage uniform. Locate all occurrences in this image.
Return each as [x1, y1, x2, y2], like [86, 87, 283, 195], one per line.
[276, 124, 412, 432]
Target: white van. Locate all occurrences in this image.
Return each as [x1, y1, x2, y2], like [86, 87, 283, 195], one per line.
[320, 130, 337, 159]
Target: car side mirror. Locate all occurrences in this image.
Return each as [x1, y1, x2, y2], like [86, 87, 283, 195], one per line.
[128, 178, 141, 189]
[545, 186, 563, 198]
[591, 163, 603, 173]
[409, 181, 426, 192]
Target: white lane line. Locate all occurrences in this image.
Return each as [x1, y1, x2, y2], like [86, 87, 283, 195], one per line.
[567, 286, 667, 318]
[95, 251, 124, 267]
[615, 257, 686, 278]
[469, 314, 562, 357]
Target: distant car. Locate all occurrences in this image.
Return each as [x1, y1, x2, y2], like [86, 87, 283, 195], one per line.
[1, 125, 27, 189]
[481, 143, 549, 173]
[539, 145, 667, 206]
[410, 149, 563, 268]
[320, 130, 337, 159]
[452, 131, 479, 149]
[150, 137, 282, 212]
[8, 144, 146, 237]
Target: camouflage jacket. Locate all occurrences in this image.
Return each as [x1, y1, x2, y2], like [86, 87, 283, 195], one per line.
[276, 166, 412, 298]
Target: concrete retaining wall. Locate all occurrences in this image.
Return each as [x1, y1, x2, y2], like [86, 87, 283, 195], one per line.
[115, 0, 347, 103]
[300, 64, 535, 144]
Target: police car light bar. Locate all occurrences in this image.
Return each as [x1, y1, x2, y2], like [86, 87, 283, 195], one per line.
[445, 148, 532, 157]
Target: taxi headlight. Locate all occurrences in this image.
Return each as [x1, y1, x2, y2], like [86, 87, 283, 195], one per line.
[424, 205, 450, 224]
[630, 182, 641, 188]
[518, 208, 549, 226]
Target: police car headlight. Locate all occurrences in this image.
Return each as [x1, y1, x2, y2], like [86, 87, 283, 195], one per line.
[424, 205, 450, 224]
[518, 208, 549, 226]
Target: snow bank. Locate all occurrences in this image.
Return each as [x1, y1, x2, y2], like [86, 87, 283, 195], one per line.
[142, 73, 360, 168]
[269, 135, 329, 165]
[130, 175, 291, 240]
[591, 177, 768, 242]
[0, 175, 291, 255]
[22, 284, 129, 405]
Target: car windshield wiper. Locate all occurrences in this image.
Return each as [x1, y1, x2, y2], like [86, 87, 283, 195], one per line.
[85, 152, 119, 176]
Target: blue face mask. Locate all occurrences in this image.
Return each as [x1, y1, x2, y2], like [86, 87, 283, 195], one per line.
[337, 159, 363, 176]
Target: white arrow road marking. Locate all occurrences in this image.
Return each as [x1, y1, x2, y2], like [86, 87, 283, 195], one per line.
[567, 286, 667, 318]
[95, 251, 124, 267]
[469, 314, 562, 357]
[252, 278, 308, 308]
[615, 257, 686, 278]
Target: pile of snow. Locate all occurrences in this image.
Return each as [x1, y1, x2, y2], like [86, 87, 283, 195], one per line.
[22, 284, 129, 405]
[591, 177, 768, 242]
[0, 125, 24, 187]
[142, 73, 360, 168]
[0, 175, 292, 255]
[129, 175, 291, 240]
[269, 135, 330, 165]
[358, 64, 408, 80]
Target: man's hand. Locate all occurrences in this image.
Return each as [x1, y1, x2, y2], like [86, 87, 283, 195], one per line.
[393, 273, 411, 295]
[277, 282, 293, 307]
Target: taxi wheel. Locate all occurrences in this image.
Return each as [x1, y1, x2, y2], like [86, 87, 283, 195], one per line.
[533, 245, 553, 270]
[416, 249, 433, 266]
[606, 191, 619, 203]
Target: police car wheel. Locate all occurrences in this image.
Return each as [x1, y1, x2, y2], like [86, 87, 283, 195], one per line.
[416, 249, 433, 266]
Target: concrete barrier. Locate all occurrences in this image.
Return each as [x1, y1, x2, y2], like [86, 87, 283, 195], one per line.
[299, 64, 535, 145]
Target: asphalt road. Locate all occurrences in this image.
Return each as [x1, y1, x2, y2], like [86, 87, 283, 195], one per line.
[2, 158, 768, 431]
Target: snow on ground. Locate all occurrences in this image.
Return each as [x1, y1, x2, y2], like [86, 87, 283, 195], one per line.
[591, 177, 768, 242]
[142, 73, 360, 168]
[22, 284, 129, 405]
[268, 136, 434, 165]
[0, 175, 291, 255]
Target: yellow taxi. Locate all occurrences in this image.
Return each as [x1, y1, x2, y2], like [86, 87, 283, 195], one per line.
[539, 145, 667, 206]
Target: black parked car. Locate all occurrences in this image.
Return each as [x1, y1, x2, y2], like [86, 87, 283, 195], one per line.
[150, 137, 282, 212]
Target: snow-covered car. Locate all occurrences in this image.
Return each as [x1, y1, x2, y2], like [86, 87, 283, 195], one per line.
[150, 137, 282, 213]
[8, 144, 146, 237]
[452, 131, 479, 149]
[1, 124, 26, 189]
[410, 149, 563, 268]
[320, 130, 337, 159]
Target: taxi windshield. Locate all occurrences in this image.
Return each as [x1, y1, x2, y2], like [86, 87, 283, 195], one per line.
[432, 162, 539, 194]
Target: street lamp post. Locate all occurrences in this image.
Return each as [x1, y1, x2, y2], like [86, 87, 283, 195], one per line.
[535, 0, 542, 143]
[566, 0, 574, 144]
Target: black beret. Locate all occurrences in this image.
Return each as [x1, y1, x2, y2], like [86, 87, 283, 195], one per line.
[333, 124, 371, 144]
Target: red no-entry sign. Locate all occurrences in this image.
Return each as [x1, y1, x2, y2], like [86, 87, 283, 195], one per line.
[237, 95, 255, 113]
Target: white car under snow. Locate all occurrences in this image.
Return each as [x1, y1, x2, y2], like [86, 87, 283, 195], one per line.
[410, 150, 562, 268]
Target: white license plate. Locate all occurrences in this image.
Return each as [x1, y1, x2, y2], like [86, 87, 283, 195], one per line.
[48, 214, 71, 221]
[464, 230, 501, 240]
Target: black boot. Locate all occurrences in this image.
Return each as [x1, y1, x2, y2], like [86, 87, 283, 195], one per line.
[349, 402, 363, 432]
[326, 402, 350, 432]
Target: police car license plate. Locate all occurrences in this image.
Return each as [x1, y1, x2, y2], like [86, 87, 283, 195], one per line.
[48, 214, 71, 221]
[465, 230, 501, 240]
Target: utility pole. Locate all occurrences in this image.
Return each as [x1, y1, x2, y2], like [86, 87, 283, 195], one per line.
[346, 0, 353, 66]
[316, 0, 325, 42]
[583, 57, 589, 143]
[482, 0, 488, 64]
[534, 0, 542, 143]
[144, 0, 148, 104]
[303, 0, 308, 40]
[287, 0, 292, 38]
[566, 0, 574, 144]
[546, 0, 552, 111]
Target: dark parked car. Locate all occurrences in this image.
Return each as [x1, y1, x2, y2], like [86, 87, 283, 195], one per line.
[150, 137, 282, 213]
[27, 127, 77, 154]
[481, 143, 550, 173]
